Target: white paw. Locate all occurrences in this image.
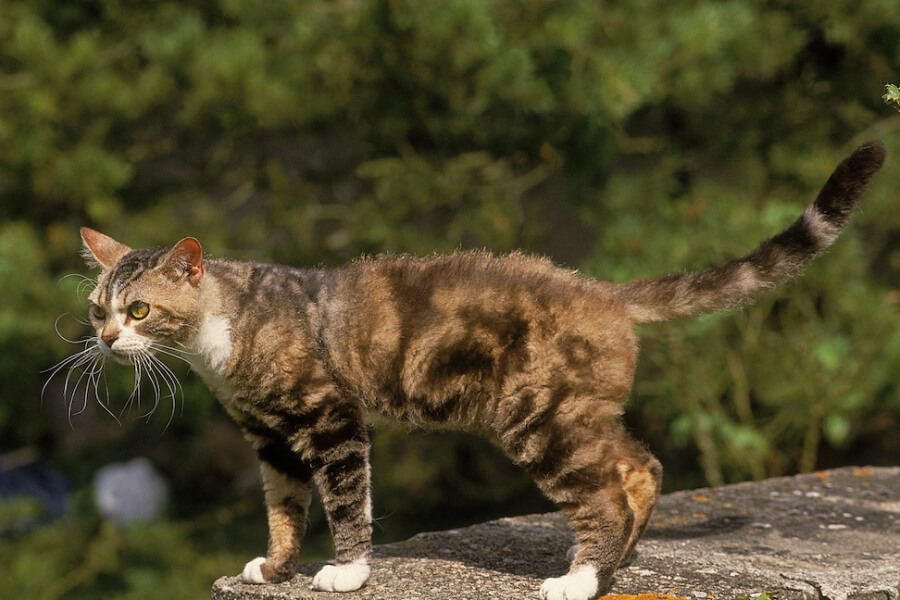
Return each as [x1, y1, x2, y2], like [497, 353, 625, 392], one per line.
[241, 556, 267, 584]
[311, 557, 370, 592]
[540, 565, 598, 600]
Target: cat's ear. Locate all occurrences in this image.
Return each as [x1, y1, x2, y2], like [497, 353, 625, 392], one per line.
[163, 237, 204, 288]
[80, 227, 132, 270]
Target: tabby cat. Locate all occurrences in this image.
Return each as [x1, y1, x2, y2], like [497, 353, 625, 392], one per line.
[67, 142, 883, 600]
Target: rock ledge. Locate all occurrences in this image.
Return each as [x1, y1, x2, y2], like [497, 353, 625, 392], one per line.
[213, 466, 900, 600]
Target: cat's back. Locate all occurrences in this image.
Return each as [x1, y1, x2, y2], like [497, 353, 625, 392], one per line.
[320, 251, 626, 329]
[337, 250, 615, 305]
[317, 251, 637, 418]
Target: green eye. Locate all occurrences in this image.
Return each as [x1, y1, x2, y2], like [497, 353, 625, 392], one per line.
[91, 305, 106, 320]
[129, 301, 150, 320]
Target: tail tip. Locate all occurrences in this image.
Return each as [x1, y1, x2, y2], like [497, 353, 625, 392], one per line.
[813, 140, 886, 223]
[851, 140, 887, 173]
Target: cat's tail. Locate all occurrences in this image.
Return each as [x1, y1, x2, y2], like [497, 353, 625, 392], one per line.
[610, 141, 886, 324]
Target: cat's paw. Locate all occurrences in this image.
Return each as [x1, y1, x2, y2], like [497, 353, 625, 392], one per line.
[311, 557, 370, 592]
[539, 565, 598, 600]
[241, 557, 268, 584]
[619, 548, 638, 567]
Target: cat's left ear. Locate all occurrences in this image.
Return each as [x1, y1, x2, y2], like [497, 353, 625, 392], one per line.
[80, 227, 132, 270]
[164, 237, 204, 288]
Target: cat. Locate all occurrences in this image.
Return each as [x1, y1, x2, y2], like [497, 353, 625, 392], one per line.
[66, 141, 883, 600]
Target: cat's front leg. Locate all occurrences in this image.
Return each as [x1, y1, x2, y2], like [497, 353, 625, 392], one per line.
[307, 409, 373, 592]
[242, 451, 313, 584]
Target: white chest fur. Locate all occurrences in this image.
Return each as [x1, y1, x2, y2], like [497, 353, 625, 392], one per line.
[189, 314, 234, 401]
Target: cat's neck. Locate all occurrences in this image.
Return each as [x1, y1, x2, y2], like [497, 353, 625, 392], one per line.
[181, 258, 328, 401]
[186, 262, 235, 395]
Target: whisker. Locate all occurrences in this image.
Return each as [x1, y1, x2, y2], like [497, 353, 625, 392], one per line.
[45, 324, 190, 431]
[60, 272, 97, 300]
[52, 314, 94, 342]
[143, 351, 167, 422]
[121, 353, 144, 419]
[150, 353, 183, 430]
[78, 356, 104, 414]
[139, 352, 162, 421]
[43, 316, 98, 414]
[44, 336, 122, 428]
[153, 358, 180, 403]
[158, 339, 198, 356]
[68, 353, 104, 425]
[89, 361, 121, 425]
[42, 338, 95, 374]
[41, 346, 94, 402]
[151, 343, 196, 365]
[61, 351, 99, 409]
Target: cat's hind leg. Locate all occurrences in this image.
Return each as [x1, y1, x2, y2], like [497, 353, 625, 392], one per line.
[501, 391, 650, 600]
[538, 485, 632, 600]
[541, 431, 660, 600]
[616, 445, 662, 566]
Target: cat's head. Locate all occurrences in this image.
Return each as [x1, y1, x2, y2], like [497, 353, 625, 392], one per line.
[80, 228, 205, 365]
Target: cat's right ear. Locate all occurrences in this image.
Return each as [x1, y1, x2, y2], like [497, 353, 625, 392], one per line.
[80, 227, 132, 270]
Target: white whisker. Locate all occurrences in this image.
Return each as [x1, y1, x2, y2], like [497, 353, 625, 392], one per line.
[53, 314, 93, 341]
[151, 342, 196, 364]
[62, 352, 98, 408]
[45, 308, 189, 432]
[67, 352, 110, 425]
[41, 346, 93, 403]
[59, 273, 97, 300]
[121, 353, 144, 418]
[141, 352, 163, 421]
[90, 363, 121, 425]
[149, 353, 183, 430]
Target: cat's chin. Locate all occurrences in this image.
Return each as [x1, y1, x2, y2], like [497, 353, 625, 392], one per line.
[103, 349, 137, 365]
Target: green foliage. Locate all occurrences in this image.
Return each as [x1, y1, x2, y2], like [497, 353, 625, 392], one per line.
[884, 84, 900, 111]
[3, 0, 900, 595]
[0, 496, 44, 535]
[0, 497, 247, 600]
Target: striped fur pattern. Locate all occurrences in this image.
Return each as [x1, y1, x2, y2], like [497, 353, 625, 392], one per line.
[612, 142, 886, 323]
[75, 142, 884, 600]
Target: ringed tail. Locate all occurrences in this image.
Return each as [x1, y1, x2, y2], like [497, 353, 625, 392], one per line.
[611, 141, 886, 324]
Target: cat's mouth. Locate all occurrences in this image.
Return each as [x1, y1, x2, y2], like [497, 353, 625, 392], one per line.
[106, 349, 137, 365]
[96, 333, 159, 366]
[98, 343, 144, 366]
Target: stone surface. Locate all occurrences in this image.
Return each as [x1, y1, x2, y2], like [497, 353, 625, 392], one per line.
[212, 466, 900, 600]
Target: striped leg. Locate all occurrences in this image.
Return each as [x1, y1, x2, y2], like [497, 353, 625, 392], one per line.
[238, 391, 372, 591]
[500, 388, 646, 600]
[242, 452, 313, 583]
[536, 432, 660, 600]
[538, 486, 631, 600]
[307, 401, 373, 592]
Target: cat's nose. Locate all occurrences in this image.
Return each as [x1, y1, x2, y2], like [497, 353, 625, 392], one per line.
[101, 334, 118, 348]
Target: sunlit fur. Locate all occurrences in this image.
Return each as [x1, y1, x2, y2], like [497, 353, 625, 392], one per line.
[52, 142, 885, 600]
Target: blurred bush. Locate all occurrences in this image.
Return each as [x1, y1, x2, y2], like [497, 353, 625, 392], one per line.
[2, 0, 900, 596]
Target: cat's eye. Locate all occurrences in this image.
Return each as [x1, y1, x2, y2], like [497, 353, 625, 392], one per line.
[91, 305, 106, 320]
[128, 301, 150, 320]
